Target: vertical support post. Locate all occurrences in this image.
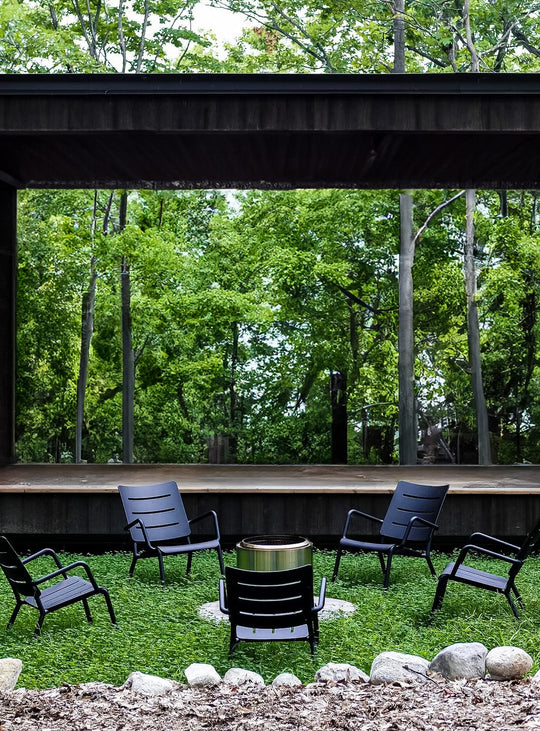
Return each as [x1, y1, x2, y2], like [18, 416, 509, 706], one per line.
[0, 185, 16, 465]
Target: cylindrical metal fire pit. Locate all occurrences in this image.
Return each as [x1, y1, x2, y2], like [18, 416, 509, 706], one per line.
[236, 534, 313, 571]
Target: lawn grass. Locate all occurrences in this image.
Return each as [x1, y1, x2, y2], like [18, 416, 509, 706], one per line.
[2, 548, 540, 689]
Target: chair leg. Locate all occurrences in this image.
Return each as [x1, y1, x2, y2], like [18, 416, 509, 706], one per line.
[383, 552, 393, 590]
[425, 554, 436, 577]
[33, 612, 46, 638]
[186, 552, 193, 577]
[505, 591, 521, 619]
[158, 552, 166, 586]
[431, 576, 449, 613]
[6, 602, 22, 630]
[378, 553, 387, 578]
[217, 546, 225, 575]
[332, 548, 343, 581]
[82, 599, 93, 623]
[100, 589, 117, 625]
[229, 630, 238, 656]
[129, 554, 138, 578]
[511, 584, 525, 608]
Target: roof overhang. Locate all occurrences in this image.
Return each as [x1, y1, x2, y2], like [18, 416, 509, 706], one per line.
[2, 73, 540, 190]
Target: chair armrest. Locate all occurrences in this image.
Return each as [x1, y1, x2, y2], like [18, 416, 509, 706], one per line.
[188, 510, 221, 541]
[468, 532, 520, 553]
[125, 518, 156, 550]
[343, 509, 383, 539]
[34, 560, 100, 590]
[22, 547, 65, 570]
[22, 547, 68, 578]
[449, 543, 522, 577]
[400, 515, 438, 544]
[219, 578, 229, 615]
[313, 577, 326, 613]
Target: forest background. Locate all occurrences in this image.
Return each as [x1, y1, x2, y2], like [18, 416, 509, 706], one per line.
[3, 0, 540, 466]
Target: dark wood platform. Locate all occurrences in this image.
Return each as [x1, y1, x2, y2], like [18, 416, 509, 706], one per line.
[0, 464, 539, 550]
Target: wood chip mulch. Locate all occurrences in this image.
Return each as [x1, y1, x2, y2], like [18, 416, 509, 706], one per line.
[1, 678, 540, 730]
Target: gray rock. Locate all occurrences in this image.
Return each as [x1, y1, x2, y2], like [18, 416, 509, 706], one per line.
[0, 659, 22, 692]
[124, 671, 175, 696]
[532, 669, 540, 683]
[184, 663, 221, 687]
[370, 651, 430, 685]
[272, 672, 303, 687]
[223, 668, 265, 687]
[486, 646, 533, 680]
[315, 663, 369, 684]
[429, 642, 487, 681]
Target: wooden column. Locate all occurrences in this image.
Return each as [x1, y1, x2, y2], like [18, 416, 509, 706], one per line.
[0, 185, 16, 465]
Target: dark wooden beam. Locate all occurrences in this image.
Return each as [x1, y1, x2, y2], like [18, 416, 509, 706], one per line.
[3, 74, 540, 190]
[0, 185, 16, 465]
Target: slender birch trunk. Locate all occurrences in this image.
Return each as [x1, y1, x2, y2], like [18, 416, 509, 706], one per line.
[398, 192, 417, 464]
[464, 189, 491, 464]
[75, 259, 97, 463]
[119, 191, 134, 464]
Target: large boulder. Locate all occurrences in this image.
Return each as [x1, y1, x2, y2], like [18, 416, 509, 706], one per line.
[486, 646, 533, 680]
[223, 668, 265, 687]
[315, 663, 369, 684]
[184, 663, 221, 687]
[124, 671, 176, 696]
[370, 652, 429, 685]
[272, 672, 303, 688]
[429, 642, 487, 680]
[0, 659, 22, 692]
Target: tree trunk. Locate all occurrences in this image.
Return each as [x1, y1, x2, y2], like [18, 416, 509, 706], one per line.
[393, 0, 406, 73]
[398, 193, 417, 464]
[330, 371, 348, 463]
[228, 321, 239, 463]
[464, 189, 491, 464]
[75, 259, 97, 463]
[119, 192, 134, 464]
[394, 5, 417, 464]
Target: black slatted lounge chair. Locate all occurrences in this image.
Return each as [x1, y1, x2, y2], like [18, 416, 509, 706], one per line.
[118, 481, 224, 585]
[332, 480, 449, 589]
[219, 564, 326, 655]
[431, 519, 540, 618]
[0, 536, 116, 637]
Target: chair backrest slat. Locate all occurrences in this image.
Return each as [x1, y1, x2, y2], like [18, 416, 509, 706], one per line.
[0, 537, 38, 599]
[225, 565, 314, 631]
[508, 518, 540, 581]
[381, 481, 449, 542]
[118, 482, 191, 543]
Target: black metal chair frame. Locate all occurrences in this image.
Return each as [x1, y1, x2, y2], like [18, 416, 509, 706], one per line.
[431, 520, 540, 618]
[332, 480, 449, 589]
[0, 536, 117, 637]
[219, 564, 326, 655]
[119, 481, 225, 585]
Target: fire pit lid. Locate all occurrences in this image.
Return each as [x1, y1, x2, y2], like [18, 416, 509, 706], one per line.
[238, 535, 311, 551]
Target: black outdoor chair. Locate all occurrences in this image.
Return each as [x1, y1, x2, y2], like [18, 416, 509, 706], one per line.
[0, 536, 116, 637]
[332, 480, 449, 589]
[219, 564, 326, 655]
[118, 481, 225, 585]
[431, 519, 540, 618]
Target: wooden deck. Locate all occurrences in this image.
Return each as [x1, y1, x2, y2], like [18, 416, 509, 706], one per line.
[0, 463, 539, 549]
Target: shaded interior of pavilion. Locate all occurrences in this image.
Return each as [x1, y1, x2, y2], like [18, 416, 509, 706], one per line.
[1, 73, 539, 546]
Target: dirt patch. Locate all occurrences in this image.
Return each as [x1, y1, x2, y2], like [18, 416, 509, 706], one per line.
[1, 679, 540, 730]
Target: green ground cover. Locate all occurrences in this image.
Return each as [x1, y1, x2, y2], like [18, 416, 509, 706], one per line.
[1, 549, 539, 689]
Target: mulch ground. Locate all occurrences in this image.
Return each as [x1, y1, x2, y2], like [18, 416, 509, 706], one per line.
[1, 678, 540, 730]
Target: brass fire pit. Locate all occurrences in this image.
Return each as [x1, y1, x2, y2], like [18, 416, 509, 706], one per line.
[236, 534, 313, 571]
